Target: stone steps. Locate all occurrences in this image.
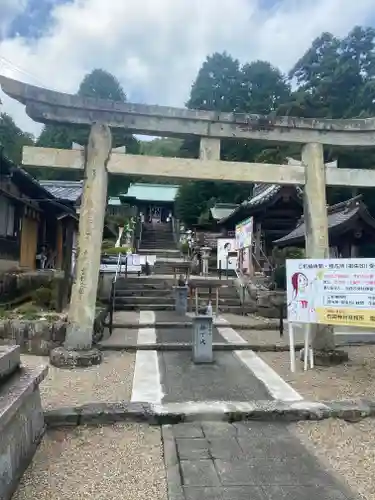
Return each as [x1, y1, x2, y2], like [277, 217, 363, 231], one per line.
[114, 303, 175, 311]
[113, 303, 255, 313]
[114, 296, 174, 305]
[114, 288, 237, 298]
[115, 280, 170, 290]
[139, 244, 177, 250]
[0, 345, 21, 380]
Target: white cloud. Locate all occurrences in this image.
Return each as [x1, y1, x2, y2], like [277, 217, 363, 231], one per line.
[1, 0, 375, 138]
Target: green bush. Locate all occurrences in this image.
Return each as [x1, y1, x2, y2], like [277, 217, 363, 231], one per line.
[273, 265, 286, 290]
[103, 246, 132, 255]
[31, 286, 52, 308]
[101, 239, 116, 250]
[180, 241, 189, 255]
[271, 246, 304, 290]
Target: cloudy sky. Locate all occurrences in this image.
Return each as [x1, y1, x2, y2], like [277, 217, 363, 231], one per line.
[1, 0, 375, 138]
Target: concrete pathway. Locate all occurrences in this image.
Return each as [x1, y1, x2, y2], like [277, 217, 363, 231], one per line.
[129, 312, 302, 404]
[159, 350, 271, 403]
[164, 421, 357, 500]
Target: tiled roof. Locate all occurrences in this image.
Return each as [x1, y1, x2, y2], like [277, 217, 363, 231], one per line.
[274, 196, 374, 246]
[242, 184, 283, 208]
[210, 203, 239, 221]
[121, 183, 179, 203]
[38, 180, 83, 202]
[218, 183, 302, 224]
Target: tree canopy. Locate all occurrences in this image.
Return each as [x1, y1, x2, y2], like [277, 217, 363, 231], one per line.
[2, 26, 375, 220]
[176, 25, 375, 226]
[0, 112, 34, 164]
[33, 69, 140, 195]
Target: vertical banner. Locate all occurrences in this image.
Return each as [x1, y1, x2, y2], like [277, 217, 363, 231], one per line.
[235, 217, 253, 250]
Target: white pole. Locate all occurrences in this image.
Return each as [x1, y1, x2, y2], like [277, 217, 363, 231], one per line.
[288, 323, 296, 372]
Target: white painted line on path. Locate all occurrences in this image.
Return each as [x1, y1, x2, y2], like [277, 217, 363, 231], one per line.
[139, 310, 155, 325]
[138, 310, 156, 344]
[217, 319, 303, 402]
[131, 311, 163, 404]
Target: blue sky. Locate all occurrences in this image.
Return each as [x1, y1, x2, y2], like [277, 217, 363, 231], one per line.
[5, 0, 73, 40]
[1, 0, 375, 137]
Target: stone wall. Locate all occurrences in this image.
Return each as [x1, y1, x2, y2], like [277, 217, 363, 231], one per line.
[0, 390, 45, 500]
[0, 270, 63, 304]
[235, 277, 285, 318]
[0, 308, 108, 355]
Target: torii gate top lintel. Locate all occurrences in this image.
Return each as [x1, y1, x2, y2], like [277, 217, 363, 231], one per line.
[1, 75, 375, 147]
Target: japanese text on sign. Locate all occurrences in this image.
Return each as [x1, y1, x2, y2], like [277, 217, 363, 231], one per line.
[286, 258, 375, 329]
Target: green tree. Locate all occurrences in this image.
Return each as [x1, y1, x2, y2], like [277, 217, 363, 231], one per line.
[0, 112, 34, 164]
[176, 53, 292, 225]
[34, 69, 139, 194]
[287, 26, 375, 207]
[140, 137, 182, 157]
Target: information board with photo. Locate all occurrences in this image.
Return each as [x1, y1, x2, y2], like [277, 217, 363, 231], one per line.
[286, 258, 375, 328]
[217, 238, 237, 271]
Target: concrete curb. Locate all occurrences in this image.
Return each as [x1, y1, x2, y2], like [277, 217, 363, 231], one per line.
[161, 425, 184, 500]
[43, 399, 375, 427]
[111, 321, 279, 330]
[98, 342, 303, 352]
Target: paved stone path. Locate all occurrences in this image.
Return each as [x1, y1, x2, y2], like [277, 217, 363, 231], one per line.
[163, 421, 357, 500]
[156, 326, 226, 344]
[159, 350, 271, 402]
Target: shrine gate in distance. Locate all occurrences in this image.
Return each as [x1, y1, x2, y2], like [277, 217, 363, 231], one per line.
[1, 75, 375, 365]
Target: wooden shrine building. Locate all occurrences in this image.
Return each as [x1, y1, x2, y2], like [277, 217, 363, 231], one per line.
[274, 195, 375, 257]
[0, 151, 78, 271]
[218, 183, 303, 266]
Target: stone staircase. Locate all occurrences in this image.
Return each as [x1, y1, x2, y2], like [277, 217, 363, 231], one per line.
[110, 276, 249, 313]
[113, 277, 175, 310]
[106, 222, 249, 314]
[139, 222, 185, 275]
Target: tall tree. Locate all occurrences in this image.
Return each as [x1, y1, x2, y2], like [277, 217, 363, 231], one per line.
[176, 53, 291, 226]
[240, 60, 291, 115]
[287, 26, 375, 207]
[0, 112, 34, 164]
[34, 69, 139, 194]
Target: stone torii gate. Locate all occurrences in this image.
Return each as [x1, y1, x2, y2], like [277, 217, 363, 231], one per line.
[2, 75, 375, 367]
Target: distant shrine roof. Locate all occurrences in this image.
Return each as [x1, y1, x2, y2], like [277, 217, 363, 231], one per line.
[274, 195, 375, 247]
[218, 182, 302, 224]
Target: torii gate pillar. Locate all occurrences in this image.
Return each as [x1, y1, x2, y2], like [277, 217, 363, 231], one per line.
[302, 143, 338, 353]
[50, 123, 112, 368]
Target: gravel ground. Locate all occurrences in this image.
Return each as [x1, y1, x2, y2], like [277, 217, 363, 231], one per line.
[21, 351, 135, 409]
[13, 424, 167, 500]
[233, 328, 303, 345]
[220, 313, 279, 327]
[292, 419, 375, 500]
[259, 346, 375, 400]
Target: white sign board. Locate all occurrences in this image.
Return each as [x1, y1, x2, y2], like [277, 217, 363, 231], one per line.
[100, 253, 142, 273]
[217, 238, 237, 271]
[286, 258, 375, 328]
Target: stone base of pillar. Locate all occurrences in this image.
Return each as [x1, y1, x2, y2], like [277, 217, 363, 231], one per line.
[312, 349, 349, 367]
[49, 346, 103, 369]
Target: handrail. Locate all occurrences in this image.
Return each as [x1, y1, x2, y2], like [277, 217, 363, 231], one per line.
[108, 252, 126, 336]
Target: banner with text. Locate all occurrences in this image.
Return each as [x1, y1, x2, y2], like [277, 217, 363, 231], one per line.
[286, 258, 375, 328]
[235, 216, 253, 250]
